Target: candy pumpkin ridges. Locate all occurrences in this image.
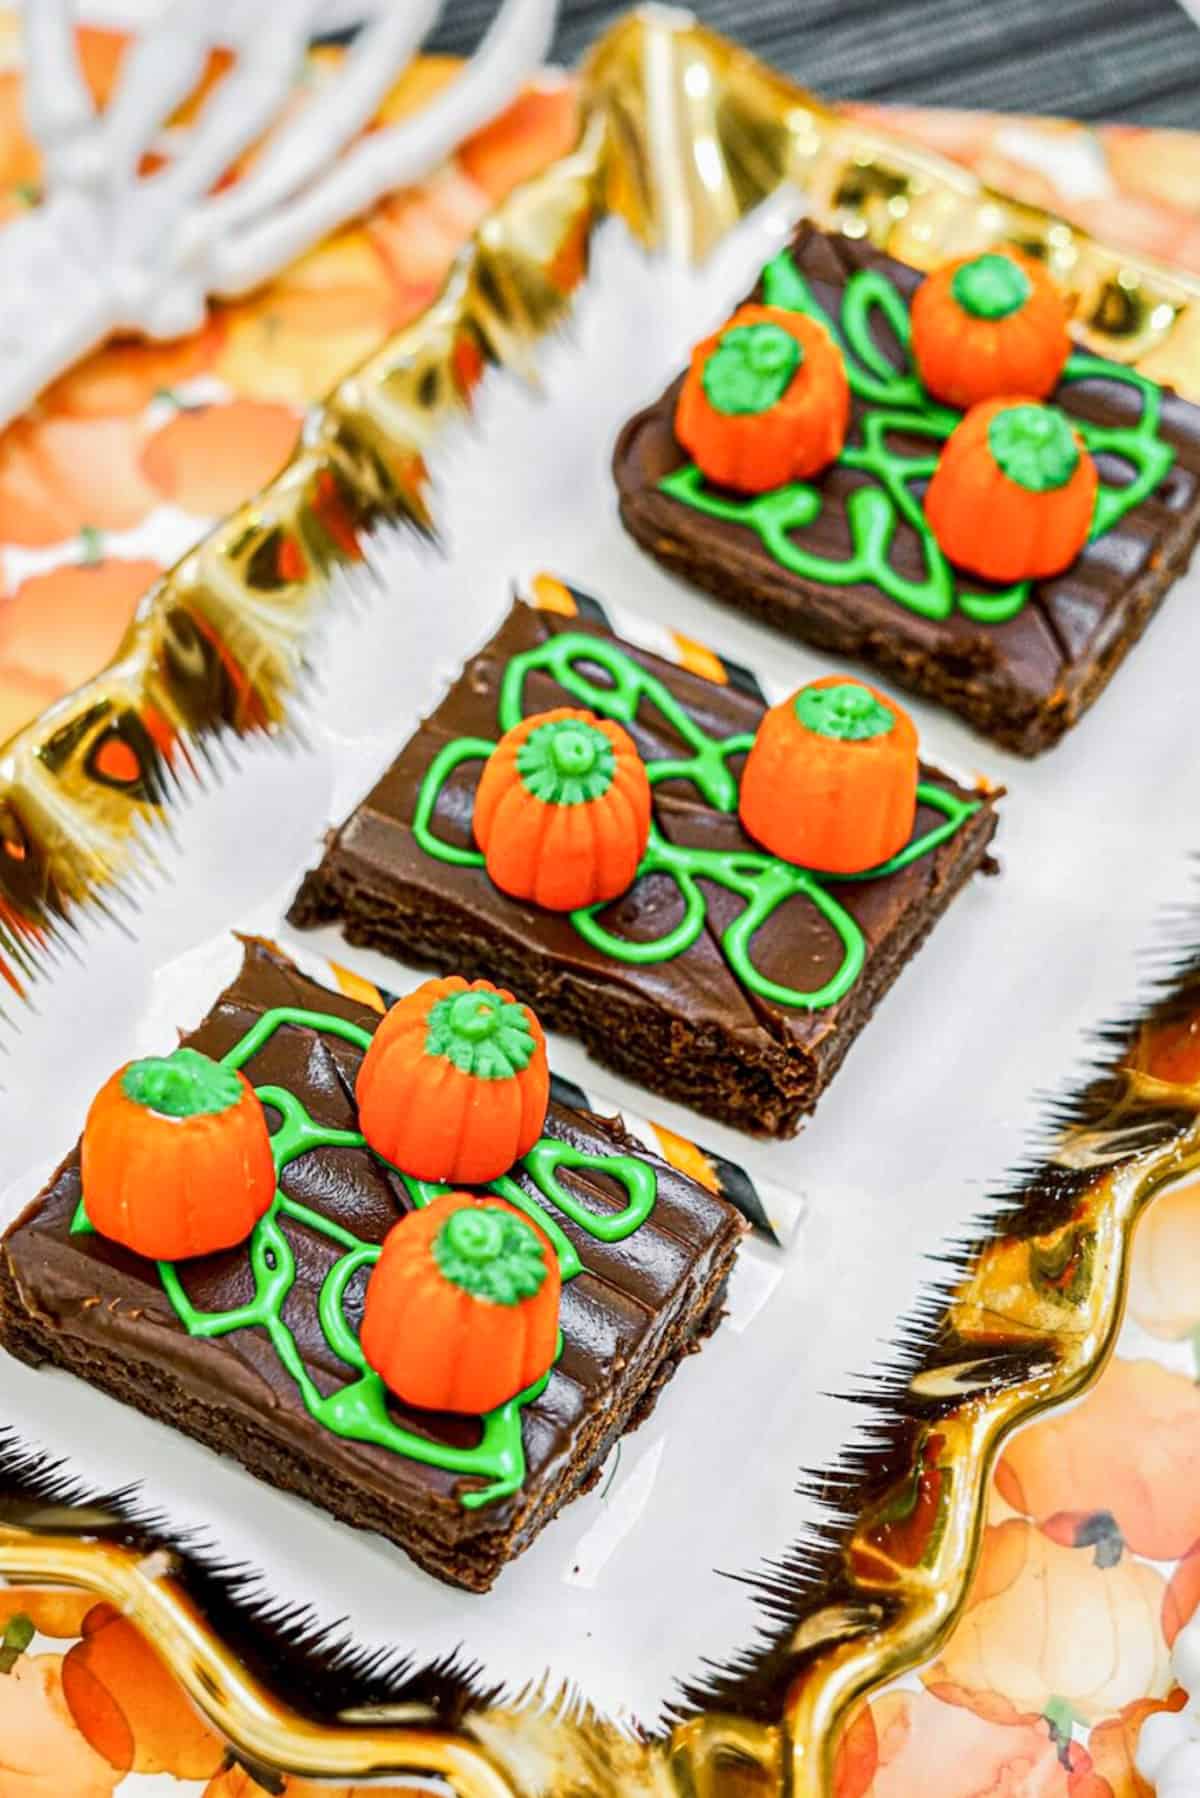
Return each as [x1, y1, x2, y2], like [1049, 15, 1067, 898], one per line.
[739, 675, 919, 875]
[675, 303, 850, 495]
[925, 397, 1098, 583]
[473, 707, 651, 912]
[360, 1192, 561, 1415]
[81, 1048, 276, 1261]
[356, 975, 549, 1185]
[911, 250, 1071, 408]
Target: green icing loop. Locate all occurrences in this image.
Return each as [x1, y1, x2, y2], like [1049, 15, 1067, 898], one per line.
[517, 715, 615, 805]
[425, 987, 534, 1079]
[74, 1005, 660, 1509]
[414, 633, 980, 1013]
[121, 1048, 242, 1118]
[796, 683, 893, 741]
[702, 322, 800, 416]
[659, 250, 1176, 626]
[988, 403, 1079, 492]
[433, 1205, 547, 1304]
[951, 253, 1030, 321]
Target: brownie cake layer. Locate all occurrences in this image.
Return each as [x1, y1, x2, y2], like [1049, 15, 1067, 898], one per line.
[290, 600, 999, 1136]
[614, 223, 1200, 756]
[0, 943, 745, 1591]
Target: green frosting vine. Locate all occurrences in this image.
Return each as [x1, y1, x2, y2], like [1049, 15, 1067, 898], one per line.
[658, 249, 1175, 626]
[412, 633, 979, 1013]
[433, 1206, 547, 1304]
[74, 1004, 659, 1509]
[425, 987, 534, 1079]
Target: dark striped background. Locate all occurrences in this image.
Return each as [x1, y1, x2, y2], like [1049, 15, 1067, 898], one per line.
[431, 0, 1200, 126]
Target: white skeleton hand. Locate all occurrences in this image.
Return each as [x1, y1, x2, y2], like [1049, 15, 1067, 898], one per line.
[0, 0, 557, 426]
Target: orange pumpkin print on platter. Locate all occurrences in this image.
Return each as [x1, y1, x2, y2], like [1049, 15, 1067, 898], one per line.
[356, 975, 549, 1185]
[924, 397, 1097, 583]
[675, 302, 849, 494]
[996, 1355, 1200, 1562]
[933, 1517, 1170, 1724]
[61, 1602, 224, 1780]
[841, 1684, 1097, 1797]
[473, 706, 652, 912]
[81, 1047, 275, 1261]
[361, 1190, 561, 1415]
[0, 1651, 120, 1798]
[140, 399, 301, 517]
[911, 249, 1072, 407]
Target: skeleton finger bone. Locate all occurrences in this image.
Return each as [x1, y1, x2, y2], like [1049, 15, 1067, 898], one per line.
[207, 0, 558, 299]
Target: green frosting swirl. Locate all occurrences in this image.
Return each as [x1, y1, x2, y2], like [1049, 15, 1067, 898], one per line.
[122, 1048, 242, 1119]
[987, 403, 1080, 492]
[795, 683, 894, 742]
[425, 988, 535, 1080]
[950, 253, 1031, 321]
[702, 322, 801, 416]
[433, 1205, 547, 1305]
[516, 716, 615, 805]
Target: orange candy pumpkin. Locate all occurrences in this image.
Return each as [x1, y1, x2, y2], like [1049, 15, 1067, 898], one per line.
[473, 707, 651, 912]
[356, 975, 549, 1185]
[739, 675, 919, 874]
[360, 1191, 561, 1414]
[911, 250, 1071, 407]
[81, 1049, 275, 1261]
[675, 302, 849, 493]
[924, 398, 1097, 583]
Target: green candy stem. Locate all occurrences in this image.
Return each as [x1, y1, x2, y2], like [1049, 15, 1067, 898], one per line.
[950, 253, 1031, 321]
[796, 682, 893, 742]
[425, 986, 535, 1079]
[433, 1204, 547, 1304]
[702, 321, 801, 416]
[516, 715, 615, 805]
[122, 1047, 243, 1118]
[987, 403, 1079, 492]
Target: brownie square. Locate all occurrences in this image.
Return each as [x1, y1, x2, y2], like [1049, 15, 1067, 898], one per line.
[289, 594, 999, 1135]
[613, 222, 1200, 756]
[0, 942, 745, 1592]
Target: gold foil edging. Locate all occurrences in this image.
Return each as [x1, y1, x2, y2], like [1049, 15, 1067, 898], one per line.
[3, 1067, 1196, 1793]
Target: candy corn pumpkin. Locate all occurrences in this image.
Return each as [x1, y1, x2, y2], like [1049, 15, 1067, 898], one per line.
[911, 250, 1071, 407]
[356, 975, 549, 1185]
[739, 675, 919, 875]
[473, 707, 651, 912]
[675, 303, 849, 494]
[360, 1191, 561, 1414]
[81, 1048, 276, 1261]
[924, 398, 1097, 583]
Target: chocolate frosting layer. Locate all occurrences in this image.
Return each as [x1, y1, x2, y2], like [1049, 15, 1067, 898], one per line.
[290, 599, 998, 1087]
[2, 943, 742, 1548]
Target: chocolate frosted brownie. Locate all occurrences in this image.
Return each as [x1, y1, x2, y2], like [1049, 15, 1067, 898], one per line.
[614, 223, 1200, 755]
[290, 589, 999, 1135]
[0, 942, 745, 1591]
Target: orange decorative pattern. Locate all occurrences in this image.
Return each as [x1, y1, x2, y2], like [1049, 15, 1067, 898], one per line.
[838, 1001, 1200, 1794]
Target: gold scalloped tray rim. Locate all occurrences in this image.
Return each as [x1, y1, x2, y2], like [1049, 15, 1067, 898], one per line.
[2, 10, 1200, 1795]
